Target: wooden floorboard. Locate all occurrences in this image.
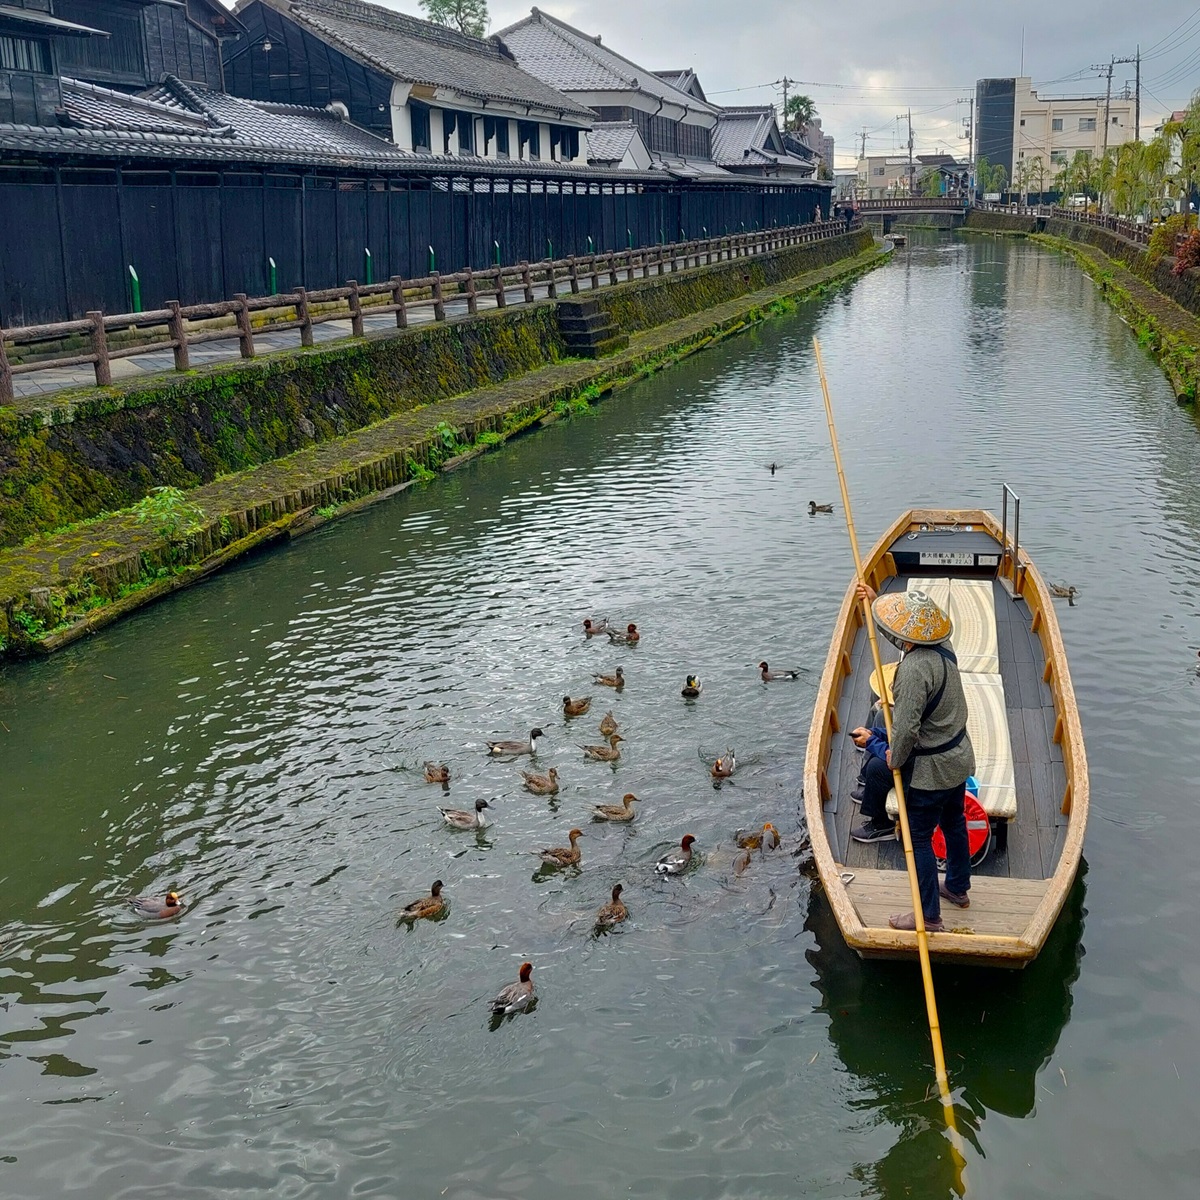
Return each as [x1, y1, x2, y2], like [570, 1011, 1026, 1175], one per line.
[845, 868, 1050, 937]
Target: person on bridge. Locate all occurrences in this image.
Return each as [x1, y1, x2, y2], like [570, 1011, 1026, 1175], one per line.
[854, 584, 975, 932]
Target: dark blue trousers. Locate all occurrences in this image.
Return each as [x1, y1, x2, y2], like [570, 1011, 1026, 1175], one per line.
[905, 783, 970, 921]
[860, 754, 894, 824]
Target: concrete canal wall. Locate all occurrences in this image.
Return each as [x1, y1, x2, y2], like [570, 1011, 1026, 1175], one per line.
[0, 228, 881, 657]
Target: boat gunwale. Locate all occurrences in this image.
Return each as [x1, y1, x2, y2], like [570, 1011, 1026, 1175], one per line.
[802, 507, 1089, 966]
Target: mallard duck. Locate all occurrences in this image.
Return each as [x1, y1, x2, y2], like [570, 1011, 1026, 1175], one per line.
[593, 792, 639, 822]
[583, 617, 610, 637]
[736, 822, 781, 851]
[486, 728, 544, 756]
[522, 766, 560, 796]
[759, 660, 800, 682]
[594, 666, 625, 688]
[582, 732, 624, 762]
[608, 622, 640, 644]
[399, 879, 446, 922]
[536, 827, 584, 867]
[490, 961, 535, 1013]
[424, 761, 450, 784]
[128, 891, 184, 920]
[599, 710, 619, 736]
[711, 750, 736, 778]
[595, 884, 628, 929]
[563, 695, 592, 717]
[1050, 583, 1077, 605]
[809, 500, 834, 514]
[439, 798, 490, 829]
[655, 834, 697, 875]
[681, 675, 702, 698]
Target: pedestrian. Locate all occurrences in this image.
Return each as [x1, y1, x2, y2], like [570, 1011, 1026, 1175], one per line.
[855, 584, 975, 932]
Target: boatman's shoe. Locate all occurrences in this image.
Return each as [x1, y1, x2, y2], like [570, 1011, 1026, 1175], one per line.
[939, 881, 970, 909]
[851, 820, 894, 842]
[888, 912, 945, 933]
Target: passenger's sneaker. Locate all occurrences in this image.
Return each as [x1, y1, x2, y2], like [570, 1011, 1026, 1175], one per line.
[939, 881, 970, 908]
[850, 781, 865, 803]
[851, 820, 894, 843]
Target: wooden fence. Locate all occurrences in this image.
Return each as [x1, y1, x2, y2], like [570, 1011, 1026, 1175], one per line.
[0, 218, 857, 404]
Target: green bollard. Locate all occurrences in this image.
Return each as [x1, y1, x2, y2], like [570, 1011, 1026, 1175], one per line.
[268, 256, 277, 294]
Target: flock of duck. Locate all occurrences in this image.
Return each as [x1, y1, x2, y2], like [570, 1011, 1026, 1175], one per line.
[127, 614, 802, 1017]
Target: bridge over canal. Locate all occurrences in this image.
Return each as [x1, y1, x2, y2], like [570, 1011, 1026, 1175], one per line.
[855, 197, 969, 232]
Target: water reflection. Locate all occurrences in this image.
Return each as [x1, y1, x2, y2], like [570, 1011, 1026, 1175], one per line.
[806, 865, 1086, 1197]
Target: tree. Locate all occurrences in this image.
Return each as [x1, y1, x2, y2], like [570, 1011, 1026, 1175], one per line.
[1013, 156, 1034, 202]
[785, 94, 817, 133]
[922, 169, 943, 197]
[1163, 89, 1200, 210]
[1029, 155, 1047, 200]
[419, 0, 488, 37]
[974, 156, 1008, 195]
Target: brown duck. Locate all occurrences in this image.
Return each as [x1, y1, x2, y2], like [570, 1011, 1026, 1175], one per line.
[599, 710, 619, 736]
[521, 766, 560, 796]
[594, 666, 625, 688]
[583, 618, 610, 637]
[582, 733, 624, 762]
[593, 792, 639, 822]
[424, 761, 451, 784]
[399, 879, 446, 922]
[736, 823, 780, 851]
[711, 750, 736, 778]
[595, 884, 628, 929]
[563, 695, 592, 717]
[608, 622, 640, 644]
[536, 828, 584, 867]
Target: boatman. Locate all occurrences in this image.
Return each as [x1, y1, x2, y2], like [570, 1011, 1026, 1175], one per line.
[854, 584, 975, 933]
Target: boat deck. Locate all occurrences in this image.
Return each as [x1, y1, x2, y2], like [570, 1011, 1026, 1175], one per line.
[822, 575, 1068, 885]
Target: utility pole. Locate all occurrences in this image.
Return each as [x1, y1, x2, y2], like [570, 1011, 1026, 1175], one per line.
[1135, 44, 1141, 141]
[772, 76, 799, 134]
[1092, 54, 1137, 157]
[907, 107, 914, 195]
[859, 128, 868, 159]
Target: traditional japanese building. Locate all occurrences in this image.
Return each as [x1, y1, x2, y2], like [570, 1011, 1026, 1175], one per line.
[712, 106, 817, 181]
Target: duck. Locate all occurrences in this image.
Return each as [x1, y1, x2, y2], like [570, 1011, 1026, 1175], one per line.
[128, 891, 184, 920]
[521, 766, 560, 796]
[582, 732, 624, 762]
[711, 750, 736, 778]
[736, 822, 781, 851]
[1050, 583, 1078, 606]
[563, 695, 592, 718]
[681, 675, 702, 698]
[809, 500, 834, 514]
[535, 827, 584, 867]
[599, 710, 619, 736]
[399, 879, 446, 922]
[490, 961, 535, 1014]
[486, 728, 544, 756]
[608, 622, 640, 645]
[655, 834, 697, 875]
[733, 848, 754, 876]
[768, 462, 778, 475]
[593, 792, 639, 822]
[438, 798, 491, 829]
[594, 666, 625, 688]
[759, 660, 800, 682]
[595, 884, 628, 929]
[423, 761, 451, 784]
[583, 617, 610, 637]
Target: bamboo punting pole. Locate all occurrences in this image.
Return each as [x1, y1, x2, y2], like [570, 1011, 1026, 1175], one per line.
[812, 337, 967, 1192]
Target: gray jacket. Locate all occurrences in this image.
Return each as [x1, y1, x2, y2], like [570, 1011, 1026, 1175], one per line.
[889, 644, 975, 792]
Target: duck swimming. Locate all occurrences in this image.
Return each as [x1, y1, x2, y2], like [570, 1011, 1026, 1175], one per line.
[582, 732, 624, 762]
[608, 623, 640, 645]
[128, 891, 184, 920]
[583, 618, 610, 637]
[711, 750, 736, 778]
[487, 728, 544, 756]
[1050, 584, 1078, 605]
[595, 884, 628, 929]
[490, 961, 535, 1014]
[593, 792, 639, 822]
[809, 501, 834, 514]
[759, 660, 800, 682]
[681, 675, 702, 698]
[424, 761, 451, 784]
[439, 798, 491, 829]
[736, 822, 780, 851]
[521, 766, 560, 796]
[536, 828, 584, 867]
[599, 710, 619, 736]
[655, 834, 697, 875]
[399, 879, 446, 922]
[594, 666, 625, 688]
[563, 695, 592, 717]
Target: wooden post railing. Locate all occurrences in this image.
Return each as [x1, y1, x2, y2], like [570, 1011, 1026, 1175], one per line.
[0, 326, 13, 404]
[166, 301, 189, 371]
[88, 311, 111, 385]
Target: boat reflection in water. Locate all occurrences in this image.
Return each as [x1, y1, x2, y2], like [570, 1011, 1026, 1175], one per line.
[804, 862, 1086, 1198]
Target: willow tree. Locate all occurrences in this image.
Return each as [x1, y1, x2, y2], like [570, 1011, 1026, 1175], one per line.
[420, 0, 488, 36]
[1163, 90, 1200, 209]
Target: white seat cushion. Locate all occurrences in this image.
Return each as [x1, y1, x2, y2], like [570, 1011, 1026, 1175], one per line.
[909, 577, 999, 674]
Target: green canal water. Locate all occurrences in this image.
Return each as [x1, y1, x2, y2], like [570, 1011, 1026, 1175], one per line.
[3, 234, 1200, 1199]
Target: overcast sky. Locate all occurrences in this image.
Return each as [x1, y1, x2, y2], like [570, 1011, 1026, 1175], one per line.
[381, 0, 1200, 167]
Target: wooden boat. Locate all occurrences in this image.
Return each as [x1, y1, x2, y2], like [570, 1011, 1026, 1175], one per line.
[803, 495, 1087, 968]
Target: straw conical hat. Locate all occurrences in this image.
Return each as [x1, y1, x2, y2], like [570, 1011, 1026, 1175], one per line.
[868, 660, 899, 704]
[872, 589, 952, 647]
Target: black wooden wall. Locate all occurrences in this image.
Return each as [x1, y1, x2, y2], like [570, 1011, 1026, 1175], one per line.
[0, 164, 826, 327]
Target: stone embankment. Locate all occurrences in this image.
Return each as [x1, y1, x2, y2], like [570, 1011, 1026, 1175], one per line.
[0, 228, 884, 658]
[964, 209, 1200, 404]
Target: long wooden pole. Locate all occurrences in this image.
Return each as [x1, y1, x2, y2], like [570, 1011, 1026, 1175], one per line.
[812, 336, 967, 1190]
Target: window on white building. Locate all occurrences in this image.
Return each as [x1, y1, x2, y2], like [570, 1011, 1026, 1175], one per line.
[1052, 117, 1063, 131]
[872, 166, 884, 176]
[1079, 117, 1096, 132]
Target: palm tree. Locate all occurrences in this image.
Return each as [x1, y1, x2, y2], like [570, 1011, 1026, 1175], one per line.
[785, 95, 817, 133]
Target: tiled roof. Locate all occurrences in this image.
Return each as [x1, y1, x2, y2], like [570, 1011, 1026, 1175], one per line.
[256, 0, 593, 120]
[711, 107, 776, 166]
[497, 10, 718, 117]
[586, 120, 637, 163]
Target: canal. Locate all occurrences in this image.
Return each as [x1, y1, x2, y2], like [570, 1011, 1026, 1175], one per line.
[3, 232, 1199, 1199]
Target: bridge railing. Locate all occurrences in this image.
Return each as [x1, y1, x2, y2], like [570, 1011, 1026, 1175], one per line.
[972, 200, 1152, 246]
[0, 217, 860, 405]
[856, 197, 968, 210]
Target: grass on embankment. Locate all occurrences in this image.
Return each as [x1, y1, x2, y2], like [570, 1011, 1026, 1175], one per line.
[0, 243, 890, 659]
